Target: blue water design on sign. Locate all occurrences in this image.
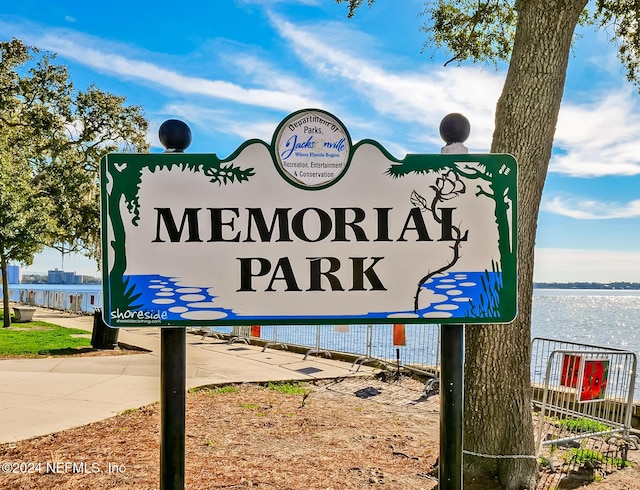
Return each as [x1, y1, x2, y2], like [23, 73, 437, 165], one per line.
[121, 271, 501, 322]
[416, 271, 502, 319]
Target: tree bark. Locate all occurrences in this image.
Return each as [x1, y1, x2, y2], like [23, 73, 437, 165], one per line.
[463, 1, 588, 488]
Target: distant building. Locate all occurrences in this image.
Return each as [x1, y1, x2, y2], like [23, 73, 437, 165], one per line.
[20, 273, 47, 284]
[4, 265, 21, 284]
[47, 269, 63, 284]
[47, 269, 84, 284]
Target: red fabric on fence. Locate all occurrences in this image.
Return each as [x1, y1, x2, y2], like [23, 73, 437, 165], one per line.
[393, 324, 406, 346]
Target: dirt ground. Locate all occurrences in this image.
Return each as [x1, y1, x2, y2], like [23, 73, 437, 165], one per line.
[1, 376, 639, 490]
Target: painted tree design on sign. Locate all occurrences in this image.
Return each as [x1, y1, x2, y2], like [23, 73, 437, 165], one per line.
[387, 154, 516, 318]
[103, 149, 256, 311]
[456, 159, 515, 318]
[410, 169, 468, 312]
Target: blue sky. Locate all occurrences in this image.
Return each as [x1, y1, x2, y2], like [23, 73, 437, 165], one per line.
[3, 0, 640, 283]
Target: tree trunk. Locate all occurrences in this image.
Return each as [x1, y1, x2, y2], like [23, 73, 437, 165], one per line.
[1, 252, 10, 327]
[463, 1, 588, 488]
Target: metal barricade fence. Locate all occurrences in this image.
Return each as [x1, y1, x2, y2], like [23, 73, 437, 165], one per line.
[204, 323, 441, 375]
[531, 338, 637, 456]
[227, 326, 257, 345]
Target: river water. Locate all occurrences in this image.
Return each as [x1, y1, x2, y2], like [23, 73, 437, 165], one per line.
[531, 289, 640, 353]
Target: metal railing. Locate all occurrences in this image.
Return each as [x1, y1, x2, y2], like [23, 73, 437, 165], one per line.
[5, 286, 102, 314]
[203, 324, 441, 375]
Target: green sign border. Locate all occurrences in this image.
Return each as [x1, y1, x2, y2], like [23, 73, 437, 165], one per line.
[100, 141, 517, 327]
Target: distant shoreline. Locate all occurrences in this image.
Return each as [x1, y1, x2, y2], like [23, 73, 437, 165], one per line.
[534, 282, 640, 290]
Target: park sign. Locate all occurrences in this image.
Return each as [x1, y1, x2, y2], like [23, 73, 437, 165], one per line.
[100, 109, 517, 328]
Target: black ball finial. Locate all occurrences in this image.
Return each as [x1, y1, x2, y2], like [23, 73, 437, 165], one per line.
[158, 119, 192, 152]
[439, 113, 470, 145]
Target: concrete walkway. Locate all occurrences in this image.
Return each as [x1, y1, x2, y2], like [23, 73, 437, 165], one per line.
[0, 307, 377, 443]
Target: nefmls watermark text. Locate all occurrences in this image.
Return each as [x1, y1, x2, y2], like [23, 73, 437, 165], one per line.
[2, 460, 126, 474]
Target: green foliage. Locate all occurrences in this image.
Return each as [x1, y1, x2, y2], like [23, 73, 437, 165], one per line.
[0, 142, 55, 264]
[192, 384, 241, 395]
[563, 448, 632, 468]
[338, 0, 516, 65]
[0, 38, 148, 325]
[538, 456, 551, 468]
[265, 381, 310, 395]
[595, 0, 640, 86]
[0, 321, 92, 356]
[118, 407, 139, 416]
[556, 417, 611, 434]
[335, 0, 376, 18]
[0, 39, 148, 252]
[421, 0, 517, 66]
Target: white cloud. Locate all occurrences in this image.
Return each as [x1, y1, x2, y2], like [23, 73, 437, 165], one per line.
[41, 35, 320, 111]
[160, 103, 279, 143]
[0, 20, 323, 113]
[229, 53, 316, 97]
[534, 248, 640, 282]
[270, 14, 504, 150]
[271, 13, 640, 178]
[541, 196, 640, 219]
[551, 90, 640, 177]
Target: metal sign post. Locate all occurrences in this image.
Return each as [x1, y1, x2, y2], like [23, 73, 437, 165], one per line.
[438, 113, 471, 490]
[158, 120, 192, 490]
[160, 327, 186, 490]
[440, 324, 464, 489]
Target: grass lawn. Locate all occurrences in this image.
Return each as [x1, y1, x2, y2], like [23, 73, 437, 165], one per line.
[0, 310, 92, 357]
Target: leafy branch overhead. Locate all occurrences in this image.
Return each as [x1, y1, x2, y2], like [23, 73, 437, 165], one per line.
[337, 0, 516, 64]
[338, 0, 640, 88]
[335, 0, 376, 18]
[421, 0, 517, 66]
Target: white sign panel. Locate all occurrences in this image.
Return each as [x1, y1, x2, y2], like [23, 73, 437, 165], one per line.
[101, 109, 517, 327]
